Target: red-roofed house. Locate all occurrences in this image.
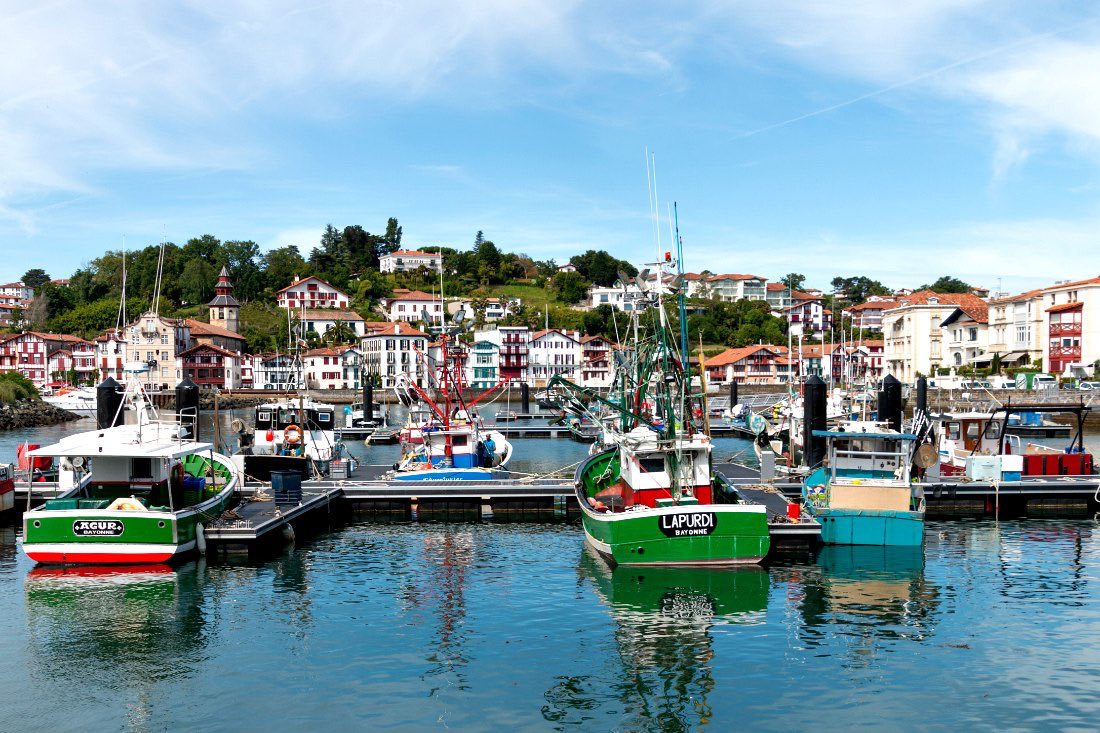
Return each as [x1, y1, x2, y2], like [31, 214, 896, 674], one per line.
[304, 345, 361, 390]
[379, 249, 442, 274]
[940, 303, 991, 369]
[94, 330, 129, 382]
[277, 275, 350, 311]
[842, 297, 901, 331]
[1042, 275, 1100, 375]
[381, 289, 445, 323]
[580, 335, 612, 387]
[47, 337, 96, 386]
[185, 318, 247, 353]
[179, 343, 243, 389]
[705, 344, 787, 384]
[0, 332, 93, 387]
[883, 290, 989, 381]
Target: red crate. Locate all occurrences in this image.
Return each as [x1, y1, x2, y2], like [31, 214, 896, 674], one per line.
[1023, 454, 1045, 476]
[1044, 454, 1063, 476]
[1061, 454, 1085, 475]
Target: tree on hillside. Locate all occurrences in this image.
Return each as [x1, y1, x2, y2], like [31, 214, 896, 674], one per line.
[263, 245, 309, 290]
[552, 271, 590, 305]
[830, 275, 890, 304]
[222, 240, 263, 301]
[22, 269, 50, 291]
[179, 259, 217, 305]
[383, 218, 402, 254]
[24, 294, 49, 329]
[569, 250, 637, 287]
[781, 273, 806, 291]
[919, 275, 971, 294]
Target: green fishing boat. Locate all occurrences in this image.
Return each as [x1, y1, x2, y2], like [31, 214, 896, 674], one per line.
[22, 380, 238, 565]
[552, 247, 769, 567]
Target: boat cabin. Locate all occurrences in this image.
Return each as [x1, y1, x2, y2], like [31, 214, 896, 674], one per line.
[255, 402, 335, 432]
[615, 429, 714, 507]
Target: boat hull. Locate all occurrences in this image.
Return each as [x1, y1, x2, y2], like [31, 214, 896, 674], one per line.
[581, 508, 770, 566]
[392, 468, 494, 481]
[814, 508, 925, 546]
[23, 508, 211, 565]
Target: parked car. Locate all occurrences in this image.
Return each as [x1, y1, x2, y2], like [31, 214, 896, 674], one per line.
[1079, 381, 1100, 391]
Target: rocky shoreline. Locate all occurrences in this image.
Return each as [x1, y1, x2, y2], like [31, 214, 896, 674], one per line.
[198, 394, 271, 411]
[0, 400, 82, 431]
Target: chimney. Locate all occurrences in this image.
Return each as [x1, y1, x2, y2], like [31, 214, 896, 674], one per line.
[395, 324, 401, 335]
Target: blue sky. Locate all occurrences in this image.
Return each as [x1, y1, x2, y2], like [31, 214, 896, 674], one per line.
[2, 1, 1099, 294]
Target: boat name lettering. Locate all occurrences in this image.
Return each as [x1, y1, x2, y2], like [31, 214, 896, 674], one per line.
[73, 519, 124, 537]
[658, 512, 716, 537]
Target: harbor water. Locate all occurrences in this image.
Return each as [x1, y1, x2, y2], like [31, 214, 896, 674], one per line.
[1, 413, 1100, 730]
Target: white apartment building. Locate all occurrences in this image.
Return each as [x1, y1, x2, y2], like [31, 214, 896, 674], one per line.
[0, 282, 34, 302]
[277, 276, 351, 311]
[475, 326, 529, 383]
[842, 297, 900, 331]
[379, 249, 442, 274]
[883, 291, 988, 382]
[686, 273, 767, 302]
[528, 329, 582, 385]
[587, 282, 646, 311]
[984, 289, 1044, 368]
[360, 322, 429, 388]
[253, 353, 302, 391]
[381, 289, 445, 323]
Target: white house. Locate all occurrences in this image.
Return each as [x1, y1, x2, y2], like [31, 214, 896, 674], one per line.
[125, 312, 191, 389]
[580, 335, 612, 387]
[379, 249, 442, 274]
[528, 329, 582, 385]
[277, 276, 351, 311]
[447, 297, 518, 322]
[587, 281, 646, 311]
[94, 330, 129, 382]
[686, 273, 767, 302]
[557, 263, 578, 274]
[299, 308, 367, 338]
[940, 304, 990, 370]
[304, 345, 361, 390]
[381, 289, 444, 323]
[360, 322, 430, 388]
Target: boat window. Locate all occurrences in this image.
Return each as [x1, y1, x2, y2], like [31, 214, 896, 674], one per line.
[131, 457, 153, 479]
[966, 422, 981, 441]
[316, 412, 331, 423]
[639, 456, 666, 473]
[984, 421, 1001, 438]
[452, 435, 467, 447]
[946, 422, 961, 440]
[258, 411, 271, 422]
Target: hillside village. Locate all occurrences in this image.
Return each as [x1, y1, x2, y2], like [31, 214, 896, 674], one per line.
[0, 223, 1097, 392]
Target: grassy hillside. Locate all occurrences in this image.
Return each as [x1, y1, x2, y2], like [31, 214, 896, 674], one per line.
[485, 283, 555, 310]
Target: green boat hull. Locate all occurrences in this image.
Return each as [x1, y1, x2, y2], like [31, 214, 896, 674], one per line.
[577, 449, 770, 567]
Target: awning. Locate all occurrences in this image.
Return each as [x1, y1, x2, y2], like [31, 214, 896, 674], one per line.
[999, 351, 1027, 362]
[967, 354, 993, 364]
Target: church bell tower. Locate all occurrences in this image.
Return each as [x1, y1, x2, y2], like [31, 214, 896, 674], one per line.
[208, 265, 240, 334]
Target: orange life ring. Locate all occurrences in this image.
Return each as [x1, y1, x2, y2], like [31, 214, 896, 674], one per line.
[284, 425, 303, 444]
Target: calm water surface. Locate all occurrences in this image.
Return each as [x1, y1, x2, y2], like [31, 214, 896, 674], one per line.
[1, 414, 1099, 730]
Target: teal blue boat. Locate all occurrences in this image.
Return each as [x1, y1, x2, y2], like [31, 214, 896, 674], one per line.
[802, 421, 925, 546]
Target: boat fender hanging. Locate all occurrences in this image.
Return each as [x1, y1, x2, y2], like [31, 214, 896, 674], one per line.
[196, 522, 206, 554]
[266, 429, 275, 442]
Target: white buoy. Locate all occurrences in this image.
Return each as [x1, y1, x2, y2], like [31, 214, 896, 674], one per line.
[196, 522, 207, 555]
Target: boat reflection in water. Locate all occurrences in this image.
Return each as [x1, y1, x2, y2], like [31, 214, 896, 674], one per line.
[548, 548, 768, 729]
[24, 562, 208, 727]
[794, 545, 940, 657]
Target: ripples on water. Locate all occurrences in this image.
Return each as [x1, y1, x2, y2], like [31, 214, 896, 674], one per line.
[0, 520, 1099, 731]
[3, 414, 1100, 730]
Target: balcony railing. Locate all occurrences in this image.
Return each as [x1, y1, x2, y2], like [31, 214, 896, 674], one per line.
[1049, 323, 1082, 336]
